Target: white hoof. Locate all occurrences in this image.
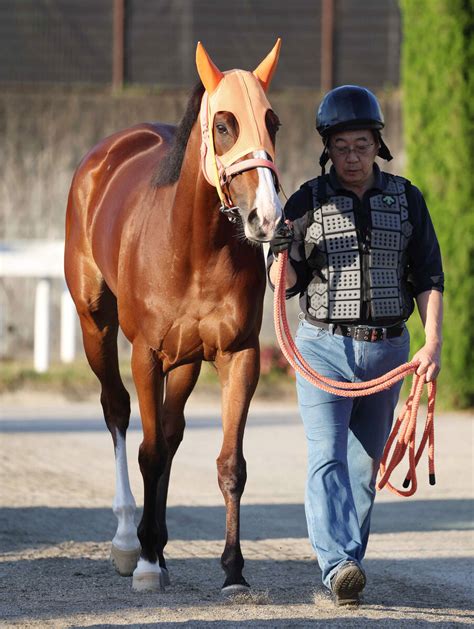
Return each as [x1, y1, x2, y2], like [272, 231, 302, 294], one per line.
[110, 544, 141, 576]
[132, 559, 165, 592]
[221, 583, 251, 598]
[132, 571, 164, 592]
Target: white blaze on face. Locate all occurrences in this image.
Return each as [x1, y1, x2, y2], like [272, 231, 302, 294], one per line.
[252, 149, 283, 234]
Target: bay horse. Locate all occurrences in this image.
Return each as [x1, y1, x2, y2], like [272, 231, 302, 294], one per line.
[64, 40, 282, 594]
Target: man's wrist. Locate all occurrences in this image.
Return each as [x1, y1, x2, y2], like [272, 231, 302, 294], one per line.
[424, 336, 443, 348]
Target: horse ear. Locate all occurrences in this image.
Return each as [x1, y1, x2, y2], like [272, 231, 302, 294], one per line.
[253, 38, 282, 92]
[196, 41, 224, 94]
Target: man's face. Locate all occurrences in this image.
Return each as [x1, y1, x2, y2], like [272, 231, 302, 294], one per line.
[327, 129, 380, 187]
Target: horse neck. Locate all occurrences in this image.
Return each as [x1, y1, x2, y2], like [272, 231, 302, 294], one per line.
[165, 123, 261, 271]
[172, 123, 226, 245]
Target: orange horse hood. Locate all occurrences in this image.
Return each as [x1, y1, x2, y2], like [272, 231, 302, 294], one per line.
[196, 40, 281, 187]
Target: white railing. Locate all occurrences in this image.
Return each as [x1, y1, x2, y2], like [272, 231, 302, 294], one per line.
[0, 240, 76, 372]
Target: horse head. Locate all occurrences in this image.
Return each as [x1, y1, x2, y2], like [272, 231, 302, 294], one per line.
[196, 40, 283, 243]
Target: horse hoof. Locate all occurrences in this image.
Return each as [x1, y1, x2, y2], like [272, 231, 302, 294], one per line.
[161, 567, 171, 587]
[132, 560, 165, 592]
[132, 572, 164, 592]
[110, 544, 141, 576]
[220, 583, 251, 598]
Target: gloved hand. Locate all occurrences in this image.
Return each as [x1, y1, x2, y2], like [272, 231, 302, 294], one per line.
[270, 222, 294, 257]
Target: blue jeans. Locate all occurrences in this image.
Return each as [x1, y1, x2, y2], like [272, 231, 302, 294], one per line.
[295, 319, 410, 589]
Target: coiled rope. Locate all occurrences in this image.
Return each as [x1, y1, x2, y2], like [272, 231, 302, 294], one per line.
[274, 250, 436, 497]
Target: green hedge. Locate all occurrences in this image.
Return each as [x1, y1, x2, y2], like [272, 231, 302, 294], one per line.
[400, 0, 474, 408]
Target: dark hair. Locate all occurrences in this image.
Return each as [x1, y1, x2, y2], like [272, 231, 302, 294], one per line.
[153, 82, 205, 187]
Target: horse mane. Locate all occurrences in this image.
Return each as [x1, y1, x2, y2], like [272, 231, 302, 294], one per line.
[153, 81, 205, 187]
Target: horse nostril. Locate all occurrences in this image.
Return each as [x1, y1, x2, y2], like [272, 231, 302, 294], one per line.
[247, 209, 259, 225]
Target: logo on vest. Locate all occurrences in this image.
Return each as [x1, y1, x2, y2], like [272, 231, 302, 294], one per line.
[382, 195, 396, 207]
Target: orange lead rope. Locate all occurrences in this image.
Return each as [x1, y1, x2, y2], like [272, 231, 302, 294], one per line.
[274, 250, 437, 497]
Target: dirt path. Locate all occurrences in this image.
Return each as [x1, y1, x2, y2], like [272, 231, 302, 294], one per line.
[0, 393, 472, 628]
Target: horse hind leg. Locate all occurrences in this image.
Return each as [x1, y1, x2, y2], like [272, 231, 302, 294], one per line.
[73, 274, 140, 576]
[128, 338, 170, 592]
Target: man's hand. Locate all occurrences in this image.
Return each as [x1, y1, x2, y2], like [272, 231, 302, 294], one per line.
[412, 341, 441, 381]
[270, 223, 294, 257]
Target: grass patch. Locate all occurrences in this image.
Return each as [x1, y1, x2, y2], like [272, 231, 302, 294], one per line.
[0, 359, 296, 402]
[0, 360, 109, 400]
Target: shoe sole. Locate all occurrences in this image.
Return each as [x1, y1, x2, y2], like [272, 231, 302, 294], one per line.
[332, 564, 366, 606]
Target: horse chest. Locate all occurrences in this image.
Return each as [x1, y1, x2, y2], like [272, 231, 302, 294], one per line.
[125, 280, 263, 369]
[117, 231, 265, 365]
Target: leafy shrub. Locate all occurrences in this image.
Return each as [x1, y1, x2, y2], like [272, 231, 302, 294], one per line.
[401, 0, 474, 408]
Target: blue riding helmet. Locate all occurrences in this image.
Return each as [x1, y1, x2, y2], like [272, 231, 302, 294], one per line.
[316, 85, 392, 169]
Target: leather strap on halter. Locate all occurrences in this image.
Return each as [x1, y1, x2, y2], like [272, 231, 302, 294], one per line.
[224, 158, 280, 182]
[200, 92, 280, 209]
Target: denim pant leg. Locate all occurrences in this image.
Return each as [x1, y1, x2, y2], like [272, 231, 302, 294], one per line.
[347, 328, 411, 558]
[295, 321, 362, 589]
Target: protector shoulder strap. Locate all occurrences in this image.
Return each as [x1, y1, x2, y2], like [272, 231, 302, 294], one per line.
[387, 173, 416, 220]
[394, 174, 412, 186]
[396, 175, 414, 198]
[386, 173, 413, 194]
[301, 177, 326, 266]
[300, 175, 328, 208]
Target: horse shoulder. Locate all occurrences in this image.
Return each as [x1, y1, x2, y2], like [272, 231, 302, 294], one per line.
[75, 122, 175, 197]
[67, 123, 176, 291]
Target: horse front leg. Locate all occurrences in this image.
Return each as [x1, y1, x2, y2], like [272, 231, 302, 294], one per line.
[155, 361, 202, 587]
[130, 338, 168, 592]
[215, 342, 260, 594]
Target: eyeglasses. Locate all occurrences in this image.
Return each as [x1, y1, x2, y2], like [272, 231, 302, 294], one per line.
[330, 143, 375, 157]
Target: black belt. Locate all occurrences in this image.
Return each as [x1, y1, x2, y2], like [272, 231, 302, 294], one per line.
[305, 318, 405, 342]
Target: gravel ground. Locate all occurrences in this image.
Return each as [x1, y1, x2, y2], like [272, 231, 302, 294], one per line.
[0, 392, 472, 628]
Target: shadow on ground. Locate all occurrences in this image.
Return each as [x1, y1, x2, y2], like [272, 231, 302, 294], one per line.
[0, 499, 471, 554]
[0, 408, 299, 433]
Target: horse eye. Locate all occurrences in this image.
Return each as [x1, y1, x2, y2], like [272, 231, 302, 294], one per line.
[265, 111, 281, 143]
[216, 124, 228, 135]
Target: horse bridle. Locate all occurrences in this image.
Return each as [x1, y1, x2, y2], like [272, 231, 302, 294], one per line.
[200, 92, 280, 222]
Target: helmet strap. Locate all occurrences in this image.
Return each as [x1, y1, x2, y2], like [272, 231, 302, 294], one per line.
[319, 138, 330, 175]
[376, 131, 393, 161]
